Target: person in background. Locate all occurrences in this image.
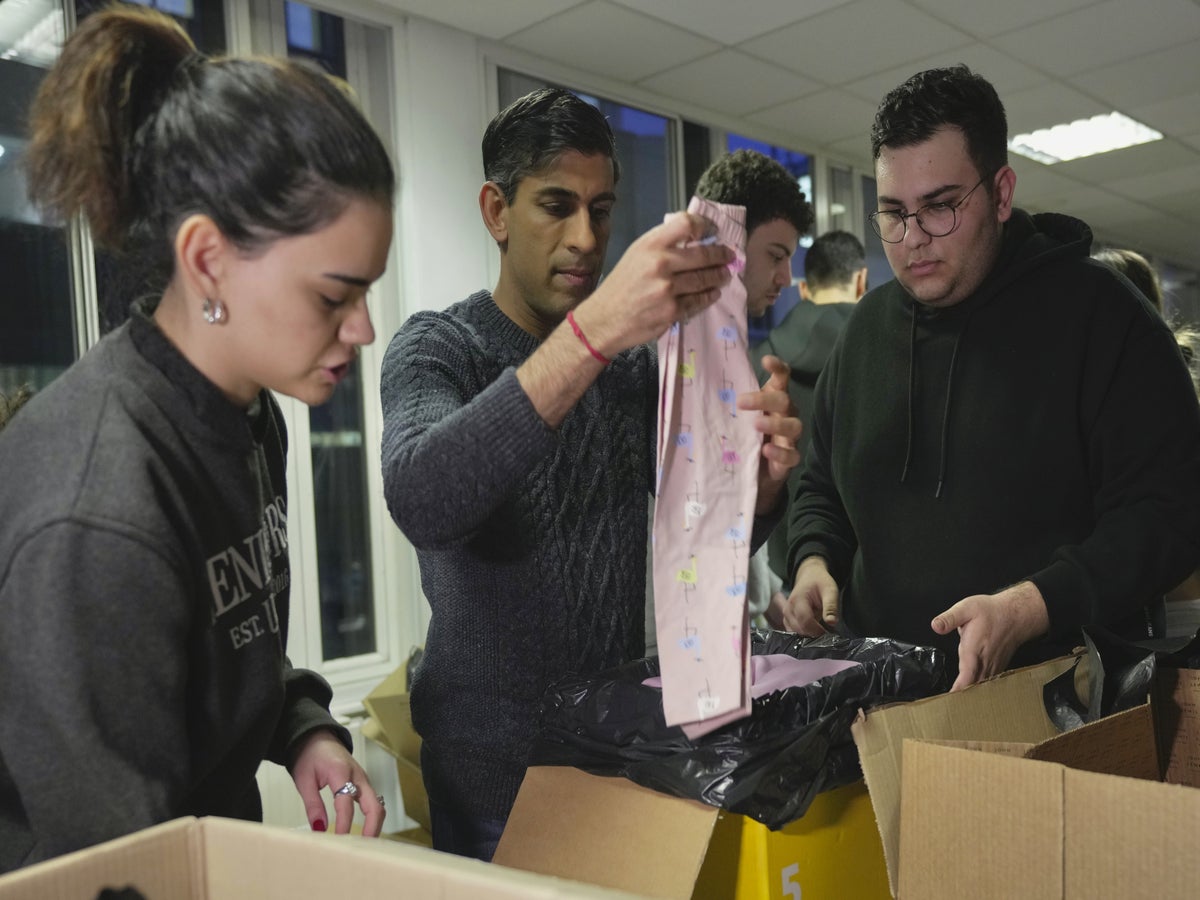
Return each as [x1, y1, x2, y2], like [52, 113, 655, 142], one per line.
[1092, 247, 1200, 386]
[750, 230, 867, 606]
[1092, 247, 1200, 611]
[693, 149, 814, 321]
[781, 64, 1200, 689]
[691, 148, 814, 626]
[1091, 247, 1163, 312]
[0, 6, 394, 871]
[379, 88, 802, 861]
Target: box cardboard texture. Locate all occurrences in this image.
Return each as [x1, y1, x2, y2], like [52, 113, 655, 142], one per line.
[493, 766, 890, 900]
[897, 669, 1200, 899]
[0, 816, 643, 899]
[362, 657, 430, 832]
[850, 654, 1079, 894]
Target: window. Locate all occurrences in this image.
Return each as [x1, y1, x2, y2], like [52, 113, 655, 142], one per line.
[828, 164, 855, 234]
[860, 175, 894, 294]
[0, 0, 73, 399]
[497, 69, 677, 268]
[282, 2, 375, 662]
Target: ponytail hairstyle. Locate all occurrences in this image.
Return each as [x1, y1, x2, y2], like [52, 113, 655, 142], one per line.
[26, 5, 395, 294]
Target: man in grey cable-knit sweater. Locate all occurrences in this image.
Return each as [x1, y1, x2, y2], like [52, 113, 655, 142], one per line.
[380, 88, 802, 861]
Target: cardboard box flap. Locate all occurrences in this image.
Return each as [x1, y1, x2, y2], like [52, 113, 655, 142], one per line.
[1063, 767, 1200, 898]
[494, 766, 718, 900]
[360, 715, 396, 757]
[363, 666, 421, 766]
[1155, 667, 1200, 788]
[916, 738, 1037, 757]
[899, 740, 1065, 900]
[852, 654, 1077, 895]
[0, 817, 645, 900]
[1025, 703, 1159, 780]
[899, 729, 1200, 899]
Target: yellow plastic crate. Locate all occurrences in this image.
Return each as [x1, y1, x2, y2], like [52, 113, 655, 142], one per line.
[694, 780, 890, 900]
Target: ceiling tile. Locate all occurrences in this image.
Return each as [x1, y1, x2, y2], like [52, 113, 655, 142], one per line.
[1108, 162, 1200, 203]
[907, 0, 1097, 37]
[1008, 159, 1098, 208]
[1128, 94, 1200, 140]
[842, 43, 1048, 106]
[1003, 81, 1110, 135]
[739, 0, 972, 86]
[992, 0, 1200, 76]
[1145, 186, 1200, 227]
[390, 0, 588, 40]
[1064, 192, 1162, 224]
[746, 89, 879, 149]
[1051, 139, 1200, 184]
[638, 50, 822, 117]
[607, 0, 849, 45]
[504, 0, 720, 81]
[1066, 40, 1200, 112]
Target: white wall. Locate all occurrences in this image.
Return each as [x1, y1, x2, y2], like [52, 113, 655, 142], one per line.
[388, 15, 498, 327]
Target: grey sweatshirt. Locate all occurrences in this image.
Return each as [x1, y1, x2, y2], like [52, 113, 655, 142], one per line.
[0, 310, 348, 872]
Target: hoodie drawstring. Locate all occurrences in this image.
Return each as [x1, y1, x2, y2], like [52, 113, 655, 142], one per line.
[899, 304, 918, 485]
[935, 330, 965, 499]
[900, 302, 973, 499]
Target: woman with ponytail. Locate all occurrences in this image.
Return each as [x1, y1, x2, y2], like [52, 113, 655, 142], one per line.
[0, 5, 395, 870]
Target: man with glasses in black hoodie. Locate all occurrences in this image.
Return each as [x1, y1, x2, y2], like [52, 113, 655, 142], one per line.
[778, 65, 1200, 690]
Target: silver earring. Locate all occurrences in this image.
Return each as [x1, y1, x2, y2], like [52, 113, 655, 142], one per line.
[202, 298, 226, 325]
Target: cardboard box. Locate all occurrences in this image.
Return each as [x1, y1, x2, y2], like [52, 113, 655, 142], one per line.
[850, 653, 1080, 894]
[363, 658, 430, 832]
[0, 816, 641, 899]
[494, 766, 889, 899]
[897, 669, 1200, 899]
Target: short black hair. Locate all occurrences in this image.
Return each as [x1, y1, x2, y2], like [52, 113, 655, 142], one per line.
[804, 230, 865, 291]
[871, 64, 1008, 181]
[694, 149, 814, 237]
[482, 87, 620, 203]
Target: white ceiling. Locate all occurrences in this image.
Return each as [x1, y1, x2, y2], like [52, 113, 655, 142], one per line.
[383, 0, 1200, 272]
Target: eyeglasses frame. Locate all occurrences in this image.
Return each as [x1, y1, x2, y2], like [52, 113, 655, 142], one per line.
[868, 175, 991, 244]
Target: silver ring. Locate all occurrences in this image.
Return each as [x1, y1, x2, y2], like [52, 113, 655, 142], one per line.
[376, 795, 385, 807]
[334, 781, 359, 798]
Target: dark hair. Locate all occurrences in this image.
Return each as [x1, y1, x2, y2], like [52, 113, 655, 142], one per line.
[694, 149, 814, 237]
[26, 6, 395, 291]
[482, 87, 619, 203]
[1092, 247, 1163, 311]
[804, 230, 865, 291]
[871, 65, 1008, 181]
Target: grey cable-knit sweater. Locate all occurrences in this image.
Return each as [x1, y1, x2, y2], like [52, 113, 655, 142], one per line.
[380, 290, 659, 820]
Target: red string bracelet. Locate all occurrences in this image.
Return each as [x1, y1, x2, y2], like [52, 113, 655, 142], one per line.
[566, 309, 611, 365]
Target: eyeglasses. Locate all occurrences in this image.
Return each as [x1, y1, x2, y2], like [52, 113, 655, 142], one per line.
[868, 176, 988, 244]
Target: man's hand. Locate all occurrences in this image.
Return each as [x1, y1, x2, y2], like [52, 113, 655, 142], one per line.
[572, 211, 734, 358]
[738, 354, 802, 514]
[781, 556, 839, 636]
[933, 581, 1050, 691]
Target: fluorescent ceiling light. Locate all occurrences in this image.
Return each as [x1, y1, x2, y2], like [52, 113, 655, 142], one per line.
[0, 144, 5, 161]
[1009, 111, 1163, 165]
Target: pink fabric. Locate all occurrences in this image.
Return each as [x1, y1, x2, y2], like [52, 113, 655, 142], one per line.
[643, 655, 861, 741]
[652, 196, 759, 738]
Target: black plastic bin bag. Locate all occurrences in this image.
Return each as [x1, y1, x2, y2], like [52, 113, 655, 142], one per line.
[530, 630, 949, 829]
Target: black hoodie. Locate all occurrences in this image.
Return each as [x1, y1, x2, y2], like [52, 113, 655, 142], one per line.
[787, 210, 1200, 664]
[752, 300, 857, 581]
